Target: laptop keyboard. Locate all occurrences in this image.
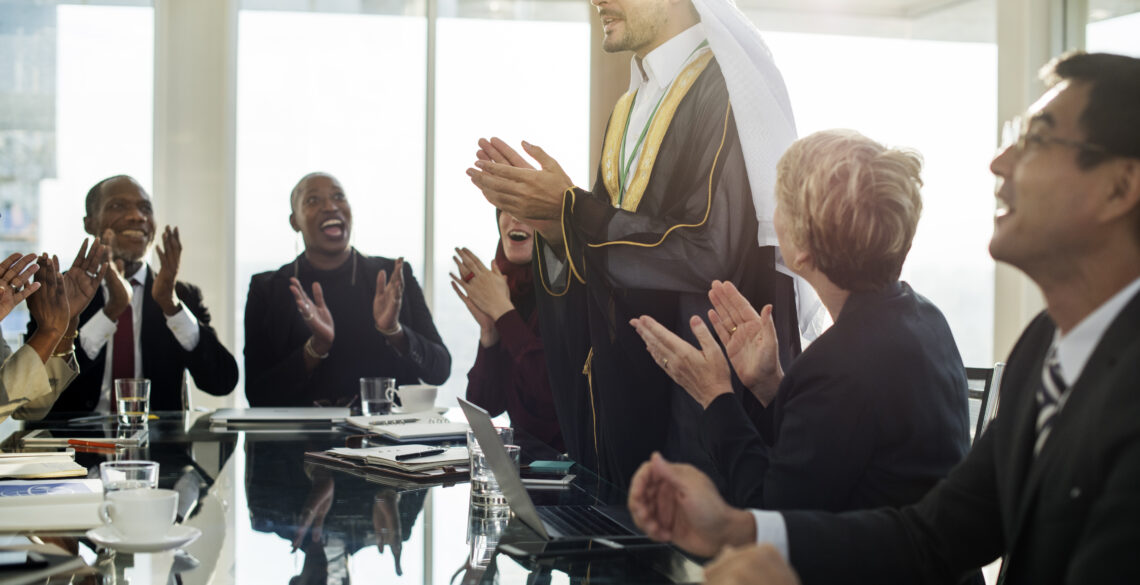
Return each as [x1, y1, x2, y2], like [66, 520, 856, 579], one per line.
[536, 505, 631, 538]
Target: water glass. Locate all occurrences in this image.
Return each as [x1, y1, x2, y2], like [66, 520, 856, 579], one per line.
[470, 444, 520, 508]
[360, 377, 396, 416]
[114, 378, 151, 425]
[99, 460, 159, 493]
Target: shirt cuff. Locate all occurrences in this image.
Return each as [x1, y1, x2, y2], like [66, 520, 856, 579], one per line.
[165, 306, 201, 351]
[79, 309, 117, 360]
[750, 509, 789, 560]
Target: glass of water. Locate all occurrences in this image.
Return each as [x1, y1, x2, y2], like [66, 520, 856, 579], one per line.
[114, 378, 151, 425]
[470, 443, 520, 508]
[99, 460, 159, 493]
[359, 377, 396, 416]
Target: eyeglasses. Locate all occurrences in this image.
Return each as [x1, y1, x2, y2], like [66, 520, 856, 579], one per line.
[1000, 116, 1111, 156]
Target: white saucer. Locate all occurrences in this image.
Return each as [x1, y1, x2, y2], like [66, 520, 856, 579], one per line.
[86, 524, 201, 553]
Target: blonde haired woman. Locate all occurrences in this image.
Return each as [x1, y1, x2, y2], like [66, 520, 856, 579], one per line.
[631, 130, 971, 514]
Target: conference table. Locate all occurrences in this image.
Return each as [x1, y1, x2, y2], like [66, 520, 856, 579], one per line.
[3, 411, 705, 584]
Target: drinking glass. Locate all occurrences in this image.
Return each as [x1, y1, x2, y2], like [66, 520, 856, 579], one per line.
[470, 444, 520, 508]
[99, 460, 159, 493]
[360, 377, 396, 416]
[114, 378, 151, 425]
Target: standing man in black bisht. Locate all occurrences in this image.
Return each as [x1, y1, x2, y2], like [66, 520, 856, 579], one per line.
[467, 0, 820, 487]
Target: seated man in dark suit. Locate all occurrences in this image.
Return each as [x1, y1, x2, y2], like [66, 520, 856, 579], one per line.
[30, 175, 239, 414]
[626, 51, 1140, 585]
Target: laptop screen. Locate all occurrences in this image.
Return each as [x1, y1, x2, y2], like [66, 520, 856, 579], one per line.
[458, 398, 551, 540]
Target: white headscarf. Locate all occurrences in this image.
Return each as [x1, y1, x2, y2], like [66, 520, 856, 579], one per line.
[692, 0, 830, 342]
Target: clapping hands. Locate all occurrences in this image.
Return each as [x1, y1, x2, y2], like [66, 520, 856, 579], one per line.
[0, 253, 41, 321]
[450, 247, 512, 348]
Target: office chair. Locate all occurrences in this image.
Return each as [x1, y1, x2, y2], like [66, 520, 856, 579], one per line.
[965, 363, 1005, 442]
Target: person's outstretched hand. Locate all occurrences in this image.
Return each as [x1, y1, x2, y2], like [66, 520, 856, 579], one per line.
[451, 247, 513, 347]
[0, 253, 41, 321]
[61, 237, 109, 319]
[629, 314, 734, 409]
[467, 139, 573, 223]
[373, 258, 405, 335]
[708, 280, 784, 406]
[290, 277, 334, 355]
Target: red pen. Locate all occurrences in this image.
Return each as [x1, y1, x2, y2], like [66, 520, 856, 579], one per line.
[68, 439, 118, 449]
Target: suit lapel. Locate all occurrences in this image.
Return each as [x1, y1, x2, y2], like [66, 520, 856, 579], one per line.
[1004, 288, 1140, 557]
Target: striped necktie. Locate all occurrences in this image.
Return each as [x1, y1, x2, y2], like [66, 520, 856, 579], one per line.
[1034, 347, 1067, 456]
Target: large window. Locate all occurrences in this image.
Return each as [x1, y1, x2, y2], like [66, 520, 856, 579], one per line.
[1, 1, 153, 341]
[431, 4, 591, 409]
[1087, 1, 1140, 57]
[0, 1, 152, 438]
[234, 5, 427, 397]
[751, 0, 997, 367]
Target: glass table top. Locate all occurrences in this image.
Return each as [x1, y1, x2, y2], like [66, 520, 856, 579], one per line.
[2, 411, 703, 584]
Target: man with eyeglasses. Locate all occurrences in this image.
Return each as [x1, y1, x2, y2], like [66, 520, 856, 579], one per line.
[624, 51, 1140, 585]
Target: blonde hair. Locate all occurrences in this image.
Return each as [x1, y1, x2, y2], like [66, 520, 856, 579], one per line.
[776, 129, 924, 291]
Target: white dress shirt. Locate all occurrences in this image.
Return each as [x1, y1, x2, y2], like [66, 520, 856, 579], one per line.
[78, 264, 201, 412]
[618, 24, 708, 204]
[754, 275, 1140, 561]
[541, 25, 708, 275]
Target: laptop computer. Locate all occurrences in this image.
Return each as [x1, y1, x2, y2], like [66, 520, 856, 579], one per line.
[458, 398, 655, 555]
[209, 407, 350, 425]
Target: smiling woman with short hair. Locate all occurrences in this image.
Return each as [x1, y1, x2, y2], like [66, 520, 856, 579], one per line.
[243, 172, 450, 407]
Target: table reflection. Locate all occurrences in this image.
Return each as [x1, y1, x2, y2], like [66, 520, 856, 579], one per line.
[6, 412, 700, 585]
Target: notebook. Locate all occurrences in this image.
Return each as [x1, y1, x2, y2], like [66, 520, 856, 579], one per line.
[344, 414, 468, 442]
[326, 444, 469, 473]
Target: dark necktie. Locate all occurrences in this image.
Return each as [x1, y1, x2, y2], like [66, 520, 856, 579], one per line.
[1034, 347, 1067, 456]
[111, 281, 139, 382]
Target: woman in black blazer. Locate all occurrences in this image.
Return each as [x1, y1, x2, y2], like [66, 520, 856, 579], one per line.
[631, 129, 972, 512]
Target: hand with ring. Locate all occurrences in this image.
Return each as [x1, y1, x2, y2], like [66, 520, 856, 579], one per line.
[0, 252, 42, 321]
[629, 313, 733, 409]
[61, 237, 110, 320]
[289, 277, 334, 358]
[450, 247, 513, 348]
[707, 280, 783, 406]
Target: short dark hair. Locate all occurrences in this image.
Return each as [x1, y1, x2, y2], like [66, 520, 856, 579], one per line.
[85, 174, 131, 217]
[1041, 52, 1140, 168]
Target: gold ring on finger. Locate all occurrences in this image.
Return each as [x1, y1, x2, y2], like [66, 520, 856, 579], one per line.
[662, 358, 669, 368]
[730, 325, 738, 333]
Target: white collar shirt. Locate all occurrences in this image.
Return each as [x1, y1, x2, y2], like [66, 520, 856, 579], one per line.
[78, 264, 201, 412]
[1052, 275, 1140, 388]
[618, 24, 707, 206]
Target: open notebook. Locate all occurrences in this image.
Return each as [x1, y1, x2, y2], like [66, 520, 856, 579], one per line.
[345, 414, 468, 442]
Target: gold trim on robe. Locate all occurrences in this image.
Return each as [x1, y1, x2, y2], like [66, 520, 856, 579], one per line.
[601, 50, 714, 213]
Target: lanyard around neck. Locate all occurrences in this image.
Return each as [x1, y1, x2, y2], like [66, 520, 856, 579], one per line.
[617, 40, 709, 206]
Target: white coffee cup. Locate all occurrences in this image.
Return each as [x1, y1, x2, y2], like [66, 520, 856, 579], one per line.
[99, 488, 178, 541]
[392, 384, 437, 413]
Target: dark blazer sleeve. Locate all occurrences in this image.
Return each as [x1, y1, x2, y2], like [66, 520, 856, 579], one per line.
[700, 370, 877, 511]
[175, 281, 239, 396]
[243, 273, 311, 406]
[394, 263, 451, 385]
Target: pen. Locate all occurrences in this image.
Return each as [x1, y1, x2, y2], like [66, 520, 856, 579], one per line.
[395, 448, 446, 461]
[68, 439, 119, 449]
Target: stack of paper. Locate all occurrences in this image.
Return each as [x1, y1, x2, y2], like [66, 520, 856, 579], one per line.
[0, 452, 86, 479]
[0, 479, 103, 531]
[327, 444, 469, 473]
[345, 414, 469, 441]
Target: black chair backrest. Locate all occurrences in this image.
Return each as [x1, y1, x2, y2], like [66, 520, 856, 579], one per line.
[965, 363, 1005, 442]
